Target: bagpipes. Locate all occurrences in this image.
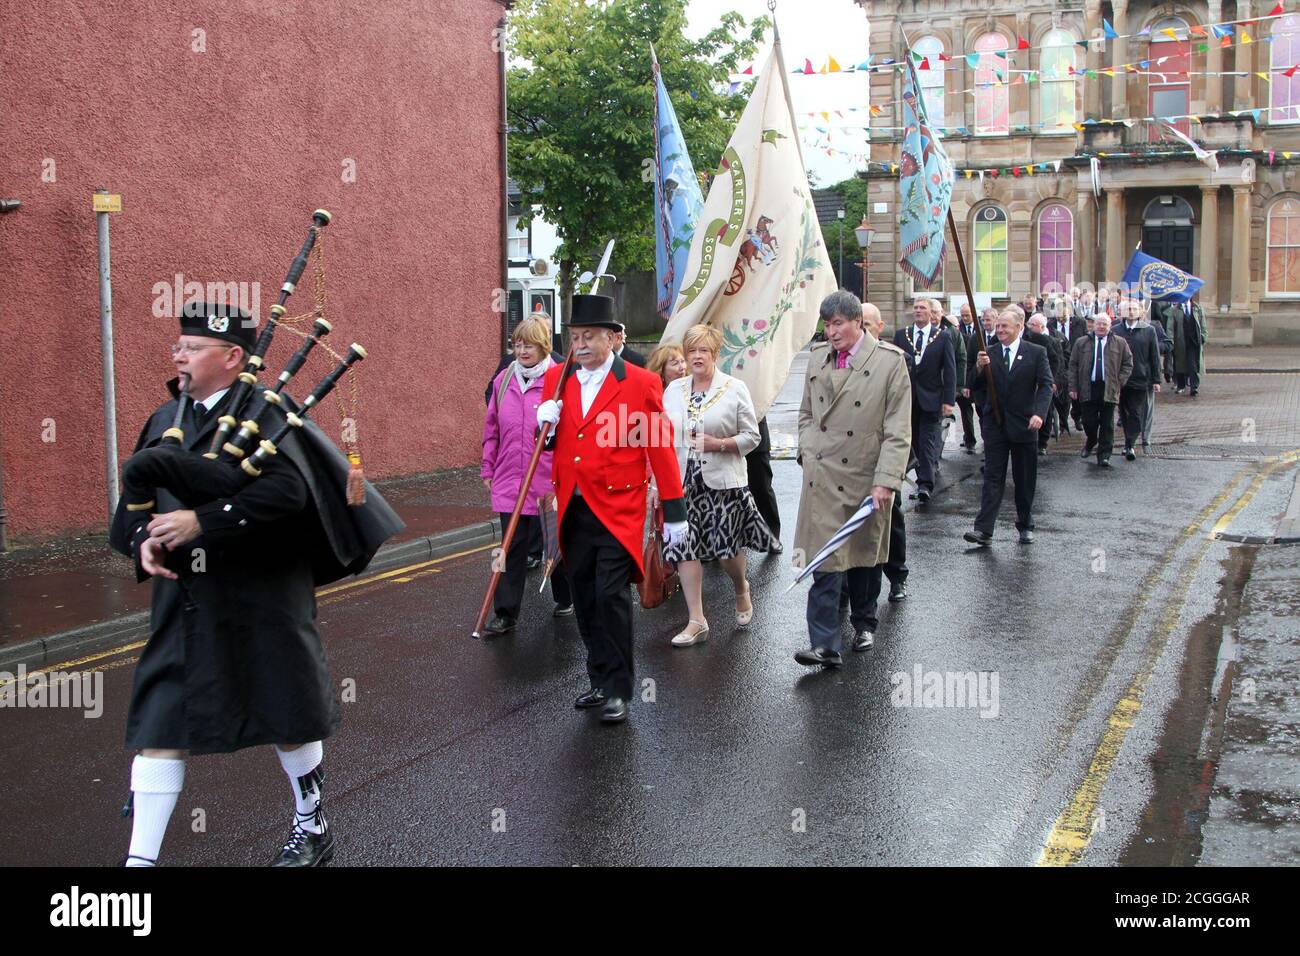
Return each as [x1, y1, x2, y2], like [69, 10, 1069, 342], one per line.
[119, 209, 402, 583]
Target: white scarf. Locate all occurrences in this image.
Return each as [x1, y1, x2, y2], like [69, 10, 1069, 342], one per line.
[512, 355, 552, 392]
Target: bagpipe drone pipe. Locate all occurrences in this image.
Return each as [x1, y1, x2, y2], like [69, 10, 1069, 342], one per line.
[116, 210, 404, 585]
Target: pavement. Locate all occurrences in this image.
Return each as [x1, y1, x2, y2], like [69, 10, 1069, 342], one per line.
[0, 344, 1297, 865]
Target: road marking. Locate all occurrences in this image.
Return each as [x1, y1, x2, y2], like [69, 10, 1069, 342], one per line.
[1210, 449, 1299, 537]
[19, 541, 496, 678]
[1038, 451, 1297, 866]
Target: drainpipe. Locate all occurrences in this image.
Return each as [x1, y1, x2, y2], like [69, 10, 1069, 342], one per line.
[0, 197, 20, 550]
[498, 12, 510, 356]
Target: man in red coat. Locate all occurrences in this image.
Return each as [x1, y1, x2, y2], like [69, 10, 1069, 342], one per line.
[537, 294, 688, 723]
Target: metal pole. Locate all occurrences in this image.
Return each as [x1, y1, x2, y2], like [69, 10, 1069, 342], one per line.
[96, 189, 120, 517]
[0, 198, 17, 550]
[862, 250, 869, 302]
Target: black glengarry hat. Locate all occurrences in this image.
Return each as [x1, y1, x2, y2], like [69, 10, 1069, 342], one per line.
[568, 294, 620, 331]
[179, 300, 257, 351]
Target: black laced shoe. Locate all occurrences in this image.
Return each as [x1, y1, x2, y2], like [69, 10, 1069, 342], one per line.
[271, 810, 335, 867]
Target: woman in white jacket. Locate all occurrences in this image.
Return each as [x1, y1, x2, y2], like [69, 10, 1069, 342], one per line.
[659, 324, 775, 646]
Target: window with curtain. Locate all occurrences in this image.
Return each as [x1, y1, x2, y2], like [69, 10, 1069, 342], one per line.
[974, 33, 1010, 135]
[1267, 198, 1300, 293]
[1039, 30, 1077, 132]
[974, 206, 1009, 294]
[914, 35, 946, 131]
[1038, 204, 1073, 294]
[507, 214, 530, 261]
[1272, 14, 1300, 123]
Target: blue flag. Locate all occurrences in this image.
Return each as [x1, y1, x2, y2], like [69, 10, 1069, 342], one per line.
[1120, 250, 1204, 302]
[897, 55, 952, 288]
[653, 57, 704, 320]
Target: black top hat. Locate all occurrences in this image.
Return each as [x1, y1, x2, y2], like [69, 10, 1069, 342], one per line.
[178, 301, 257, 351]
[568, 294, 620, 331]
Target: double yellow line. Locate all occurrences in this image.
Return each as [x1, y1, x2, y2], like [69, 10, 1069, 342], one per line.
[0, 541, 498, 689]
[1038, 449, 1299, 865]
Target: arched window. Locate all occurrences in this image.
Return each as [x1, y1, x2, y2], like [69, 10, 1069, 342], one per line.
[1272, 15, 1300, 123]
[1266, 198, 1300, 294]
[1040, 30, 1077, 132]
[974, 33, 1009, 135]
[914, 35, 946, 131]
[974, 205, 1009, 294]
[1148, 16, 1192, 137]
[1038, 204, 1074, 294]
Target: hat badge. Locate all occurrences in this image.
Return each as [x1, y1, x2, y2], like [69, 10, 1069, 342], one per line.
[207, 313, 229, 333]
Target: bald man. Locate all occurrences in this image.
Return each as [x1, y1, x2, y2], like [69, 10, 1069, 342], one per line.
[860, 302, 909, 602]
[861, 302, 884, 339]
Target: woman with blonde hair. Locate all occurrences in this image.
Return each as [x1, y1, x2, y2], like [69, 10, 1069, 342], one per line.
[659, 324, 774, 646]
[647, 343, 688, 388]
[480, 315, 572, 634]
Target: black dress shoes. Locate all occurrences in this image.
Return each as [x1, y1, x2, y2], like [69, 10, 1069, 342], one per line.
[794, 647, 843, 668]
[574, 687, 608, 709]
[1124, 447, 1136, 461]
[271, 820, 335, 867]
[888, 581, 908, 602]
[600, 697, 629, 723]
[1098, 457, 1112, 468]
[1038, 447, 1048, 458]
[1019, 529, 1035, 544]
[916, 490, 931, 503]
[553, 603, 575, 617]
[963, 530, 993, 547]
[526, 555, 542, 570]
[480, 614, 516, 636]
[851, 630, 874, 652]
[1080, 444, 1094, 459]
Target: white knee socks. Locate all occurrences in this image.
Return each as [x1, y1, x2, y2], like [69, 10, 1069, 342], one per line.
[275, 742, 325, 834]
[126, 755, 185, 866]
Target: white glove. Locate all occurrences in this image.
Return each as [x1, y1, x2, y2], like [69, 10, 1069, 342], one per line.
[663, 520, 689, 549]
[537, 399, 563, 428]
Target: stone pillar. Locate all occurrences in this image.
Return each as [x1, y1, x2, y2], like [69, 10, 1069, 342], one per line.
[1078, 188, 1097, 286]
[1235, 0, 1254, 110]
[1111, 0, 1129, 119]
[1084, 0, 1102, 120]
[1206, 0, 1223, 115]
[1105, 186, 1125, 283]
[1199, 185, 1220, 310]
[1230, 184, 1253, 310]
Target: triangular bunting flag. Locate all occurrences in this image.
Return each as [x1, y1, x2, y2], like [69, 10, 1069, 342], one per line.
[919, 57, 931, 70]
[1270, 3, 1284, 16]
[1286, 64, 1299, 77]
[1286, 151, 1294, 159]
[802, 58, 814, 74]
[1017, 35, 1030, 50]
[966, 52, 980, 69]
[1242, 31, 1253, 44]
[1212, 24, 1234, 39]
[1197, 43, 1208, 53]
[1191, 24, 1207, 37]
[1053, 159, 1062, 172]
[1103, 19, 1118, 39]
[1221, 35, 1233, 48]
[827, 56, 842, 72]
[1026, 164, 1035, 175]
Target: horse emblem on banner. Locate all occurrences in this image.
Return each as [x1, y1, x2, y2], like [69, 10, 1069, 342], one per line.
[726, 215, 780, 296]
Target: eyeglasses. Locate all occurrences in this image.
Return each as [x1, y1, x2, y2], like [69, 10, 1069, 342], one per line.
[170, 343, 234, 358]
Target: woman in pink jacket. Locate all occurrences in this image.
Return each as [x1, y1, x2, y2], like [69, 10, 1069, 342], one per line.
[480, 316, 572, 635]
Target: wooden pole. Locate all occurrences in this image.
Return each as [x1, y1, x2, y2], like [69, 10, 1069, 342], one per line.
[472, 347, 576, 637]
[945, 207, 1003, 425]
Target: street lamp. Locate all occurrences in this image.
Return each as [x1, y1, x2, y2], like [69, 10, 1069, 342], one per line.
[836, 208, 845, 286]
[853, 215, 876, 302]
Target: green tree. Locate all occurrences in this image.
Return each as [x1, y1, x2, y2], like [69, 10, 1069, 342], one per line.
[507, 0, 767, 316]
[818, 175, 872, 285]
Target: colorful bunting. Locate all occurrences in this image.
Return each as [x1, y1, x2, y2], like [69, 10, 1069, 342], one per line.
[1017, 36, 1030, 50]
[1103, 19, 1118, 40]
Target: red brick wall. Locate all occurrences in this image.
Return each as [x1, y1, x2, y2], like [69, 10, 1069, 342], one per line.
[0, 0, 507, 540]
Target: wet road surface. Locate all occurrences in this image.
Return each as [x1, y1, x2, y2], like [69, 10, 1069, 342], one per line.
[2, 427, 1294, 866]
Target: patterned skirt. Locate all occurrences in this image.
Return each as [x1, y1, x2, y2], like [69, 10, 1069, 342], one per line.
[663, 458, 776, 563]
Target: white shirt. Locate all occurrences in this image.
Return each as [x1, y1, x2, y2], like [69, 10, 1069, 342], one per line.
[192, 386, 230, 417]
[1000, 335, 1022, 369]
[575, 352, 615, 417]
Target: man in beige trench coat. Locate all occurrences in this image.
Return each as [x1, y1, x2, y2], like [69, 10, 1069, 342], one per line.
[793, 291, 913, 667]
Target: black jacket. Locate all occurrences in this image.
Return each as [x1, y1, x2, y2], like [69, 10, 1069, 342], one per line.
[893, 325, 957, 412]
[1113, 321, 1162, 388]
[619, 345, 647, 368]
[972, 339, 1054, 443]
[1023, 330, 1064, 390]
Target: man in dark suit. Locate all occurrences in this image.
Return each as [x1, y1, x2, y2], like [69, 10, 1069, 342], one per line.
[613, 325, 647, 368]
[1068, 312, 1134, 468]
[1112, 298, 1163, 458]
[894, 298, 956, 502]
[963, 308, 1054, 546]
[954, 303, 981, 452]
[965, 307, 998, 439]
[1043, 313, 1077, 435]
[1024, 312, 1064, 456]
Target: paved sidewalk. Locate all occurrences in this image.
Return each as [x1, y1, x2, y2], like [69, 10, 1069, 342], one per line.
[0, 467, 495, 664]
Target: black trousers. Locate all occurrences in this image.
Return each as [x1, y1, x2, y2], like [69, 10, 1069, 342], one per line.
[746, 417, 780, 538]
[561, 496, 636, 700]
[956, 395, 977, 447]
[1081, 397, 1117, 459]
[911, 406, 943, 492]
[1175, 370, 1201, 390]
[809, 567, 872, 653]
[974, 426, 1037, 534]
[1118, 386, 1148, 450]
[496, 512, 572, 619]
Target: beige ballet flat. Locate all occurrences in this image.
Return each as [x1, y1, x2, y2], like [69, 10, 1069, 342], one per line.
[672, 620, 710, 647]
[736, 584, 753, 627]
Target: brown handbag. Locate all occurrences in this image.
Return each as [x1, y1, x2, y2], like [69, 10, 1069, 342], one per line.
[638, 502, 679, 609]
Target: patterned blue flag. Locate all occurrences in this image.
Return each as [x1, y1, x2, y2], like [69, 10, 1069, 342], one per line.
[654, 57, 705, 320]
[897, 56, 952, 288]
[1121, 250, 1204, 302]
